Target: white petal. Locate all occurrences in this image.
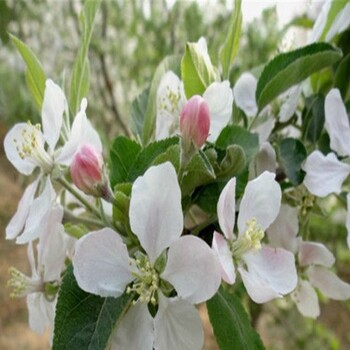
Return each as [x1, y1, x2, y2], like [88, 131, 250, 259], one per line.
[308, 0, 330, 42]
[238, 171, 281, 234]
[325, 3, 350, 42]
[4, 123, 39, 175]
[27, 293, 55, 335]
[347, 193, 350, 249]
[129, 162, 183, 264]
[73, 228, 134, 297]
[154, 293, 204, 350]
[156, 71, 185, 140]
[291, 279, 320, 319]
[253, 118, 275, 144]
[325, 88, 350, 157]
[279, 85, 301, 123]
[212, 232, 236, 284]
[307, 265, 350, 300]
[111, 303, 154, 350]
[233, 73, 258, 116]
[56, 99, 102, 166]
[266, 204, 299, 253]
[41, 79, 66, 151]
[6, 178, 39, 240]
[38, 212, 66, 281]
[162, 236, 221, 304]
[302, 151, 350, 197]
[16, 178, 56, 244]
[239, 246, 297, 303]
[217, 178, 236, 240]
[203, 81, 233, 142]
[253, 141, 276, 177]
[298, 241, 335, 268]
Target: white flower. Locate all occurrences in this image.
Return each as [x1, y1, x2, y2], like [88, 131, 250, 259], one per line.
[267, 204, 350, 318]
[8, 218, 66, 337]
[4, 80, 102, 243]
[73, 162, 221, 350]
[212, 172, 298, 303]
[303, 89, 350, 198]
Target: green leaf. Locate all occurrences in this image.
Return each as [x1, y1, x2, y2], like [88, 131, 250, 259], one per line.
[301, 94, 325, 144]
[195, 182, 225, 214]
[142, 55, 181, 145]
[109, 136, 141, 188]
[53, 265, 132, 350]
[64, 223, 88, 239]
[319, 0, 350, 41]
[334, 52, 350, 100]
[152, 144, 181, 172]
[279, 138, 307, 186]
[70, 0, 102, 114]
[256, 43, 342, 111]
[10, 34, 46, 110]
[181, 42, 218, 98]
[130, 87, 150, 138]
[216, 125, 259, 164]
[128, 137, 179, 181]
[220, 0, 242, 78]
[181, 151, 216, 195]
[207, 287, 265, 350]
[217, 145, 246, 180]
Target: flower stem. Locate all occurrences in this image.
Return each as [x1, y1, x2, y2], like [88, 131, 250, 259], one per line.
[57, 177, 101, 219]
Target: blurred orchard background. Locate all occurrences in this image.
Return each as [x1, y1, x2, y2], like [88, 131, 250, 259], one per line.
[0, 0, 349, 349]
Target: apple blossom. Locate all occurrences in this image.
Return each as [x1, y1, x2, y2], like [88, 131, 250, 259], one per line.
[7, 218, 66, 337]
[73, 162, 221, 350]
[180, 95, 210, 151]
[212, 172, 298, 303]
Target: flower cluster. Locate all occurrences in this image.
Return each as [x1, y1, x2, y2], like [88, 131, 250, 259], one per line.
[4, 1, 350, 349]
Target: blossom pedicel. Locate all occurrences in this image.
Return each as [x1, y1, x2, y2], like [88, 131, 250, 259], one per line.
[180, 95, 210, 150]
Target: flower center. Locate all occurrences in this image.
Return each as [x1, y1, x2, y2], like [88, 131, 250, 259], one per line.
[126, 255, 159, 305]
[231, 218, 264, 259]
[14, 122, 53, 173]
[159, 85, 182, 114]
[7, 267, 43, 298]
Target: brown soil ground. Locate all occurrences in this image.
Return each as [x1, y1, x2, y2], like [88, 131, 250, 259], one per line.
[0, 121, 349, 350]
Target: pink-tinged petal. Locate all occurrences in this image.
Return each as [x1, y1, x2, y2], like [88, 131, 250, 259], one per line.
[56, 99, 102, 166]
[154, 293, 204, 350]
[299, 241, 335, 268]
[266, 204, 299, 253]
[4, 123, 39, 175]
[347, 193, 350, 249]
[239, 246, 297, 303]
[325, 89, 350, 157]
[42, 79, 66, 151]
[156, 71, 185, 140]
[217, 178, 236, 240]
[16, 178, 56, 244]
[73, 228, 134, 297]
[6, 178, 39, 240]
[162, 236, 221, 304]
[212, 232, 236, 284]
[233, 73, 257, 117]
[130, 162, 183, 264]
[253, 141, 276, 176]
[279, 85, 301, 123]
[302, 151, 350, 197]
[307, 265, 350, 300]
[238, 171, 281, 234]
[291, 279, 320, 319]
[111, 303, 154, 350]
[27, 293, 55, 335]
[203, 81, 233, 142]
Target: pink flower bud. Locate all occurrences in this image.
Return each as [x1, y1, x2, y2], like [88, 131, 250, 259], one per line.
[180, 95, 210, 149]
[70, 144, 104, 196]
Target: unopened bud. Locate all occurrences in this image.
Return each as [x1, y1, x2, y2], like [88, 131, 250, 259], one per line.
[70, 144, 105, 197]
[180, 95, 210, 150]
